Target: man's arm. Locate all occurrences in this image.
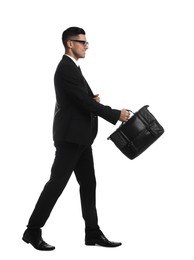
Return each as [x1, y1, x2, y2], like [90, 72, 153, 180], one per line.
[55, 64, 130, 124]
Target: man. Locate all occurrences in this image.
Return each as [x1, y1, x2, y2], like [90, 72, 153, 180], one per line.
[22, 27, 130, 250]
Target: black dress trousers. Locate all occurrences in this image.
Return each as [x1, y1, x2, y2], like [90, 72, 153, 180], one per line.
[27, 141, 99, 232]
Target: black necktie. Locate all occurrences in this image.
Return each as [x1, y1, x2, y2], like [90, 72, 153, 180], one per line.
[78, 66, 82, 75]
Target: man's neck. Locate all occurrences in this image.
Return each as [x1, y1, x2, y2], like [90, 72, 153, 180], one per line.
[65, 54, 79, 66]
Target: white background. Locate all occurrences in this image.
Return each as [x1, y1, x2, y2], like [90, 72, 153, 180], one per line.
[0, 0, 194, 259]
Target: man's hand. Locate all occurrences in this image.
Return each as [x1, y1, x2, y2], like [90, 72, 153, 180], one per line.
[93, 94, 100, 103]
[119, 109, 131, 122]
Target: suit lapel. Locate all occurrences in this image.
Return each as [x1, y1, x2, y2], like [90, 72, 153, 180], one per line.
[63, 55, 94, 96]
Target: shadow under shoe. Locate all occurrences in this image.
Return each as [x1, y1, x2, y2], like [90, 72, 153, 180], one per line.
[22, 228, 55, 251]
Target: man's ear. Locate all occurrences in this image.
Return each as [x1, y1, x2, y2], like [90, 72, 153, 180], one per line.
[66, 40, 73, 49]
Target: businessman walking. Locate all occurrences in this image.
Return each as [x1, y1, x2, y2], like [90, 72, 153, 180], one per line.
[22, 26, 130, 250]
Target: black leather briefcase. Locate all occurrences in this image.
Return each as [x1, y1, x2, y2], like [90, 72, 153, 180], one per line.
[108, 105, 164, 159]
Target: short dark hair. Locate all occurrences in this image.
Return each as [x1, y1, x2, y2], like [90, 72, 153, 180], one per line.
[62, 27, 85, 47]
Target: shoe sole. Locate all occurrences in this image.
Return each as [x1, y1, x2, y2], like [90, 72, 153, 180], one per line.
[85, 240, 122, 247]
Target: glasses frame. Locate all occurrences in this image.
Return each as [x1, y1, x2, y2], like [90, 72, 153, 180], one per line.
[69, 39, 89, 46]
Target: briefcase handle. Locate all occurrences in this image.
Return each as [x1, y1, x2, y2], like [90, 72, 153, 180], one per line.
[127, 109, 134, 115]
[124, 105, 149, 125]
[127, 105, 150, 120]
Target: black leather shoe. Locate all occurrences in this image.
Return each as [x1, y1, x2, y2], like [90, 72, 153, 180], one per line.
[22, 228, 55, 251]
[85, 231, 122, 247]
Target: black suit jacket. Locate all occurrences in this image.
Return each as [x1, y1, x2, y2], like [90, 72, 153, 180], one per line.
[53, 55, 120, 145]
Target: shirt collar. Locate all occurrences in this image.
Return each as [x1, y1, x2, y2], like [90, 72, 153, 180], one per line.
[65, 54, 79, 67]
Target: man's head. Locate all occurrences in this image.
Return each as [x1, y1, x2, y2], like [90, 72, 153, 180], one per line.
[62, 27, 89, 60]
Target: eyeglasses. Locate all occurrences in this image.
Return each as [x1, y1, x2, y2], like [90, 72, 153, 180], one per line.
[70, 39, 89, 46]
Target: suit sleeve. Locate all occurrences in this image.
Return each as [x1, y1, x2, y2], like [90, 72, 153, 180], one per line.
[54, 63, 120, 125]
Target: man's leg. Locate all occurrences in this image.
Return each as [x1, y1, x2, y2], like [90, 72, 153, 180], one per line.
[74, 146, 99, 232]
[74, 145, 122, 247]
[27, 142, 82, 229]
[23, 142, 84, 250]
